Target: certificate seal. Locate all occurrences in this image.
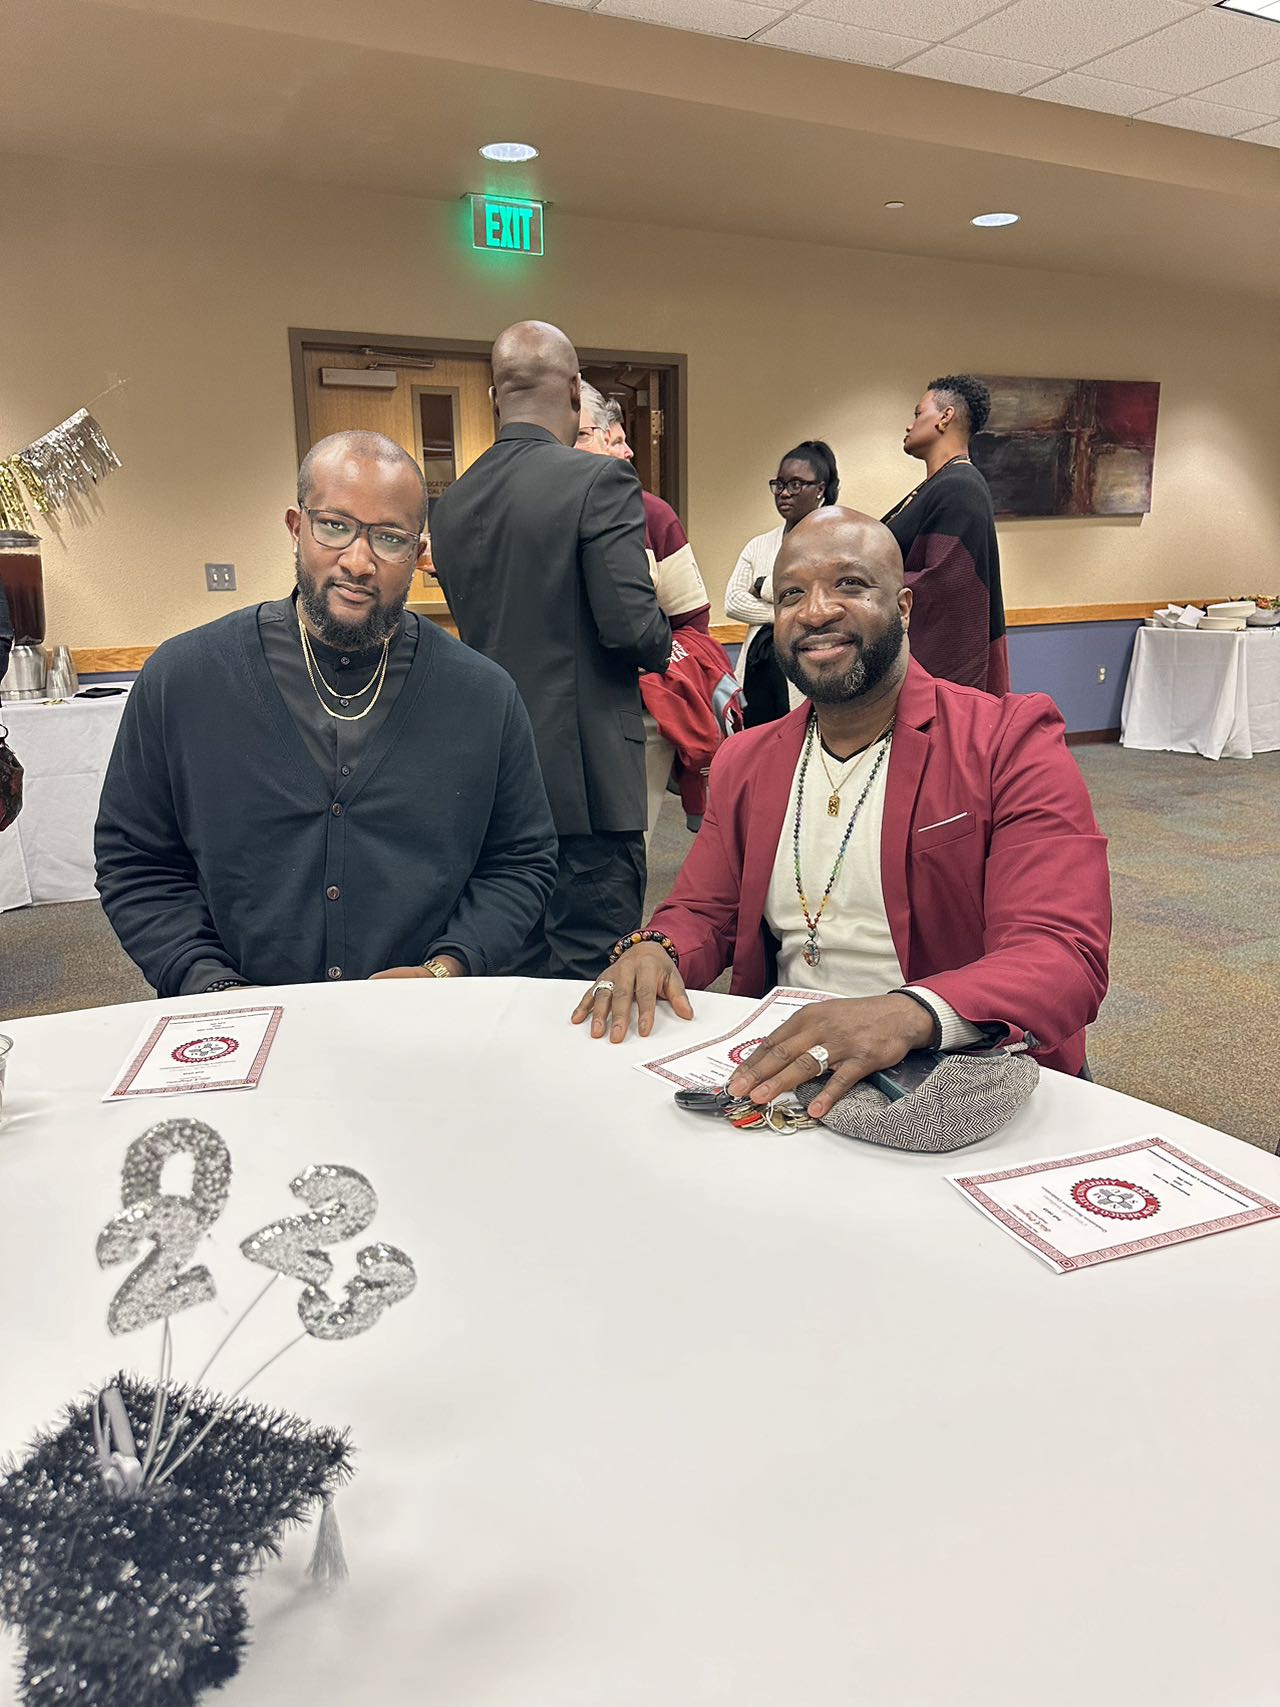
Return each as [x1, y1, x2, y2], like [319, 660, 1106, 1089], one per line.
[171, 1035, 240, 1065]
[1071, 1177, 1160, 1220]
[727, 1039, 767, 1066]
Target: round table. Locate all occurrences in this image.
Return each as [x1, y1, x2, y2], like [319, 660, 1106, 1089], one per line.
[2, 980, 1277, 1706]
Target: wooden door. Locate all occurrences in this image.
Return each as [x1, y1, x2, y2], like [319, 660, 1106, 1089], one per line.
[300, 348, 494, 612]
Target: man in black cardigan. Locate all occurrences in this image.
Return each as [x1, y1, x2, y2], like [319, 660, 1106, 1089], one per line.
[431, 321, 671, 980]
[95, 431, 557, 997]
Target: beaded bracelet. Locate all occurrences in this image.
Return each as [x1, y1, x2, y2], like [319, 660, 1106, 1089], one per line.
[609, 929, 679, 967]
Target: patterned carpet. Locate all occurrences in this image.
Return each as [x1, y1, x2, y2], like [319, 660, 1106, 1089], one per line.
[1, 745, 1276, 1151]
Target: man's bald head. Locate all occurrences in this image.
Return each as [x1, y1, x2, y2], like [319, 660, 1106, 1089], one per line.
[772, 507, 911, 709]
[298, 430, 428, 530]
[489, 321, 582, 445]
[774, 507, 905, 589]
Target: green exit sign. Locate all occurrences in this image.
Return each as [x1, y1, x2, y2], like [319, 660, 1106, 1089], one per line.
[471, 195, 545, 256]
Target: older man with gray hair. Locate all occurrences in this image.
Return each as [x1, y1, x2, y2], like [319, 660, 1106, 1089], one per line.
[576, 381, 715, 835]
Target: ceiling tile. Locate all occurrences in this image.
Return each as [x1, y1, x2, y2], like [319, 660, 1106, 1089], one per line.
[1028, 70, 1172, 114]
[1194, 57, 1280, 110]
[1137, 91, 1275, 130]
[895, 42, 1057, 91]
[1235, 116, 1280, 140]
[594, 0, 784, 36]
[755, 14, 929, 65]
[1080, 7, 1280, 94]
[798, 0, 1009, 38]
[949, 0, 1198, 71]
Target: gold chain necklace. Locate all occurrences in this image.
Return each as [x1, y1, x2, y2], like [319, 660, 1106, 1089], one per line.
[814, 743, 862, 818]
[297, 614, 393, 723]
[814, 722, 896, 816]
[300, 625, 387, 701]
[793, 715, 894, 968]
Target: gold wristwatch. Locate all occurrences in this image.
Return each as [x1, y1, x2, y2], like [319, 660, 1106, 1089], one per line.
[421, 957, 452, 978]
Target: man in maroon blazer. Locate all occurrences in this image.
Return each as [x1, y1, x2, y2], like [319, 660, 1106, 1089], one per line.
[572, 508, 1110, 1118]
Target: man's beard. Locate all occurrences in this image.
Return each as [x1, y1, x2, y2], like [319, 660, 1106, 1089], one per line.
[295, 549, 410, 650]
[778, 611, 906, 705]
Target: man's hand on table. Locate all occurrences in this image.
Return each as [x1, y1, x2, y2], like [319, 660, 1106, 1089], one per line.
[728, 993, 936, 1119]
[570, 944, 694, 1041]
[370, 955, 467, 980]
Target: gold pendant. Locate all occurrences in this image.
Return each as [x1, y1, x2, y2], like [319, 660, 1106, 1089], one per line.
[827, 792, 840, 817]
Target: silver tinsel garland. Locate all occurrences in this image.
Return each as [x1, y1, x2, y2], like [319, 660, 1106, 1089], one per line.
[0, 409, 121, 531]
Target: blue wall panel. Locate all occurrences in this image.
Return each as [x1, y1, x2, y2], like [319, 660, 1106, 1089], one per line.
[729, 624, 1138, 734]
[1007, 621, 1139, 732]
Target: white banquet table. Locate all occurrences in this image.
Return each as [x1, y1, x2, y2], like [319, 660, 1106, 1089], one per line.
[1, 979, 1277, 1707]
[1121, 625, 1280, 759]
[0, 692, 129, 911]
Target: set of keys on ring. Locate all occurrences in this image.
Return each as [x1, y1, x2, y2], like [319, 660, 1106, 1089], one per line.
[674, 1086, 820, 1133]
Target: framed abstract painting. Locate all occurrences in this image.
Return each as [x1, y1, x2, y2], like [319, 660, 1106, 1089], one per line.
[970, 376, 1160, 518]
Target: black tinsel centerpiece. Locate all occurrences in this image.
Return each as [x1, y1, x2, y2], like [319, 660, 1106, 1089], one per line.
[0, 1374, 353, 1707]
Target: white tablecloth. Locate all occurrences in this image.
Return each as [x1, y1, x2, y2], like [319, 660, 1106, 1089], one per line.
[1120, 626, 1280, 759]
[0, 692, 128, 910]
[1, 979, 1277, 1706]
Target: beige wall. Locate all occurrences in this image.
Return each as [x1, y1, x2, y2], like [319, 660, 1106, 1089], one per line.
[3, 151, 1276, 647]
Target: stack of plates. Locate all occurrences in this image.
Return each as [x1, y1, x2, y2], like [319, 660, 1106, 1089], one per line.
[1202, 600, 1254, 632]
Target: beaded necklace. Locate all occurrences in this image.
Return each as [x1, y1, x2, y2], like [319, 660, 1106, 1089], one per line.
[792, 712, 893, 968]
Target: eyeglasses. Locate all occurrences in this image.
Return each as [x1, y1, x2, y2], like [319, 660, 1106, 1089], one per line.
[575, 425, 607, 445]
[769, 478, 820, 495]
[303, 508, 421, 565]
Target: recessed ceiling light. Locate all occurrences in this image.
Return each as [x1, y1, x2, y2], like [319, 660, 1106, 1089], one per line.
[1216, 0, 1280, 22]
[884, 200, 906, 210]
[479, 142, 539, 163]
[971, 212, 1020, 227]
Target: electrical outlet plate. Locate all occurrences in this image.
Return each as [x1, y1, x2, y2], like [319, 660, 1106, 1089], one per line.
[205, 563, 236, 591]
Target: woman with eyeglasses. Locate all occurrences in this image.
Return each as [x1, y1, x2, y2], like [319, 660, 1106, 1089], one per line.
[725, 440, 839, 728]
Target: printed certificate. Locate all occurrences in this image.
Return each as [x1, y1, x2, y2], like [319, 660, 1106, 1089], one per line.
[949, 1137, 1280, 1273]
[637, 987, 837, 1089]
[104, 1007, 284, 1100]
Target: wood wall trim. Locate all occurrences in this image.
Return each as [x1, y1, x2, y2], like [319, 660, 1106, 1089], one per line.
[73, 646, 156, 674]
[1006, 599, 1220, 627]
[71, 600, 1224, 675]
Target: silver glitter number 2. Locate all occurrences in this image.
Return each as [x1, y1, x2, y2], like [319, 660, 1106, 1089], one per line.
[239, 1164, 378, 1286]
[97, 1118, 232, 1335]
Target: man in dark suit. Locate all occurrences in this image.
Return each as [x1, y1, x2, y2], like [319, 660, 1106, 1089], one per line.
[431, 321, 671, 979]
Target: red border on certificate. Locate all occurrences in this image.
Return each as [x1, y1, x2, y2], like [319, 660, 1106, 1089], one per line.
[953, 1138, 1280, 1272]
[638, 988, 836, 1087]
[108, 1007, 284, 1098]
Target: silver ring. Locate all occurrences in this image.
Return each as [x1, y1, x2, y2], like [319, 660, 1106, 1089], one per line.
[592, 980, 616, 996]
[807, 1043, 830, 1072]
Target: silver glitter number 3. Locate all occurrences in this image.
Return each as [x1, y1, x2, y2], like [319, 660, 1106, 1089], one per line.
[239, 1164, 378, 1287]
[298, 1242, 418, 1340]
[97, 1119, 232, 1336]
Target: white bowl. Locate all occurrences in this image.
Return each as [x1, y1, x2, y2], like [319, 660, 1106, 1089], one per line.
[1246, 609, 1280, 626]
